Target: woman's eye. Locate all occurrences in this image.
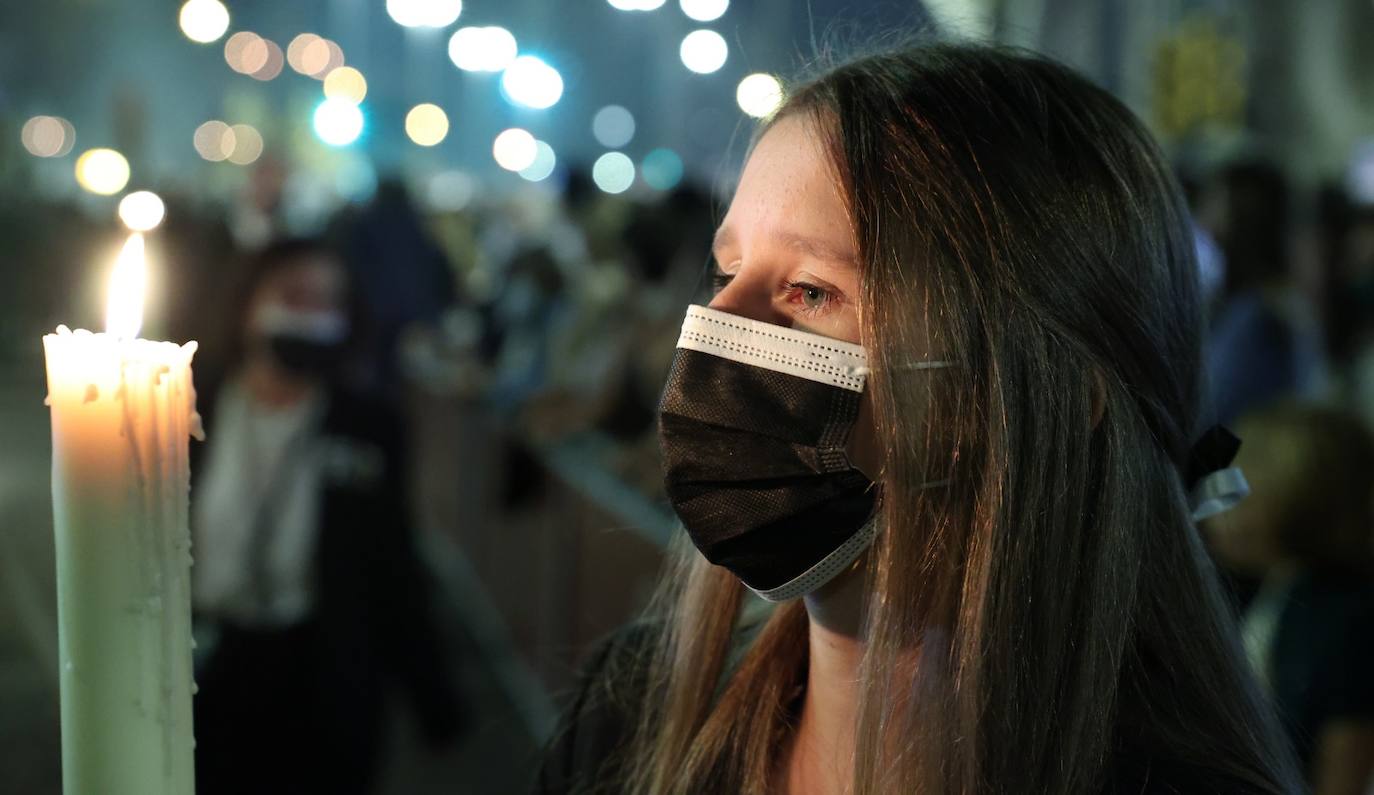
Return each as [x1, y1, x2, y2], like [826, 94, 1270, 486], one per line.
[711, 270, 734, 293]
[784, 280, 836, 313]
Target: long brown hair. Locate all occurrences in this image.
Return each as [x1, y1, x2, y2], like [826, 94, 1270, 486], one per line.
[623, 43, 1300, 793]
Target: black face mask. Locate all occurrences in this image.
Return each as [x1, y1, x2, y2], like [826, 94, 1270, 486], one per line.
[658, 305, 906, 601]
[252, 305, 350, 380]
[267, 334, 347, 379]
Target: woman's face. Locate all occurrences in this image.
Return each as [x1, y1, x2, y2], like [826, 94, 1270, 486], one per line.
[243, 254, 351, 377]
[710, 114, 862, 342]
[710, 114, 880, 476]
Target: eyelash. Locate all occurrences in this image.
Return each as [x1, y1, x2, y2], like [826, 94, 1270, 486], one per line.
[710, 268, 841, 316]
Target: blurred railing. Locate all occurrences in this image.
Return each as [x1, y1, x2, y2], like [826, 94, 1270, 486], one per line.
[408, 391, 672, 741]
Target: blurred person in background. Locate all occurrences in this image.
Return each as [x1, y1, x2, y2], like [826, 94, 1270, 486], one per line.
[1207, 404, 1374, 794]
[190, 238, 460, 795]
[536, 43, 1300, 794]
[1328, 204, 1374, 428]
[1200, 159, 1326, 424]
[331, 178, 457, 395]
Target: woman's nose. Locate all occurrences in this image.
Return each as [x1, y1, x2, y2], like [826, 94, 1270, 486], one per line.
[707, 265, 792, 327]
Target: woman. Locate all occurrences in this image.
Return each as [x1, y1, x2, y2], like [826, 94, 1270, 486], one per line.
[192, 239, 459, 794]
[537, 44, 1301, 793]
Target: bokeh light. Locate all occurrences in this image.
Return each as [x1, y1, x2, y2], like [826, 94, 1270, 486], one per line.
[426, 170, 477, 212]
[287, 33, 320, 74]
[323, 66, 368, 103]
[178, 0, 230, 44]
[519, 141, 557, 182]
[641, 148, 684, 190]
[227, 124, 264, 165]
[387, 0, 463, 28]
[736, 72, 784, 118]
[608, 0, 666, 9]
[492, 128, 537, 171]
[250, 39, 284, 81]
[501, 55, 564, 109]
[193, 120, 235, 162]
[239, 37, 269, 74]
[592, 105, 636, 148]
[299, 37, 342, 78]
[680, 0, 728, 21]
[74, 149, 131, 196]
[680, 29, 728, 74]
[118, 191, 166, 232]
[224, 31, 263, 73]
[313, 99, 365, 147]
[405, 103, 450, 146]
[21, 116, 75, 158]
[448, 26, 518, 72]
[592, 152, 635, 194]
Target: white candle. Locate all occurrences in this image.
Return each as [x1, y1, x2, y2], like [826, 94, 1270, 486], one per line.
[43, 233, 202, 795]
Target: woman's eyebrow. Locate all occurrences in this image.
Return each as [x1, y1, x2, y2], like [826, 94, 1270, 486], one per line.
[775, 230, 857, 267]
[712, 225, 856, 268]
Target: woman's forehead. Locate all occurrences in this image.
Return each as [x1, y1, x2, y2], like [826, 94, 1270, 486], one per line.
[719, 115, 852, 251]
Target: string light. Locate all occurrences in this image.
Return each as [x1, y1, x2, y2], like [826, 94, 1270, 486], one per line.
[21, 116, 75, 158]
[736, 73, 784, 118]
[193, 120, 235, 162]
[592, 152, 635, 194]
[249, 39, 284, 81]
[299, 37, 342, 78]
[448, 26, 518, 72]
[642, 148, 684, 190]
[501, 55, 563, 109]
[680, 0, 728, 21]
[323, 67, 368, 103]
[592, 105, 636, 148]
[75, 149, 131, 196]
[387, 0, 463, 28]
[518, 141, 557, 182]
[492, 128, 537, 171]
[224, 32, 263, 73]
[405, 104, 450, 146]
[227, 124, 264, 165]
[178, 0, 230, 44]
[313, 99, 364, 147]
[287, 33, 321, 74]
[680, 29, 728, 74]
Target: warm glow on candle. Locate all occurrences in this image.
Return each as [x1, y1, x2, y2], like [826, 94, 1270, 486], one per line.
[106, 234, 146, 340]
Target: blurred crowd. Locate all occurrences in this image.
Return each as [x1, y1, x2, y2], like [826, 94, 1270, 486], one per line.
[1183, 157, 1374, 791]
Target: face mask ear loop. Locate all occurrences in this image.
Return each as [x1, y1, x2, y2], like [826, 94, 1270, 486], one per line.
[849, 361, 954, 378]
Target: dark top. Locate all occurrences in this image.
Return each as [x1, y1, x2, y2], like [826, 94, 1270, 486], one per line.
[532, 622, 1286, 795]
[533, 624, 660, 795]
[1267, 572, 1374, 773]
[192, 384, 459, 794]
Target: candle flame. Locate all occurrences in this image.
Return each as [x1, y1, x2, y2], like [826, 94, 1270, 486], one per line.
[106, 233, 146, 340]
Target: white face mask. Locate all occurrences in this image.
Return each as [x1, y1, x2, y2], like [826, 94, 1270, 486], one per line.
[252, 303, 349, 345]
